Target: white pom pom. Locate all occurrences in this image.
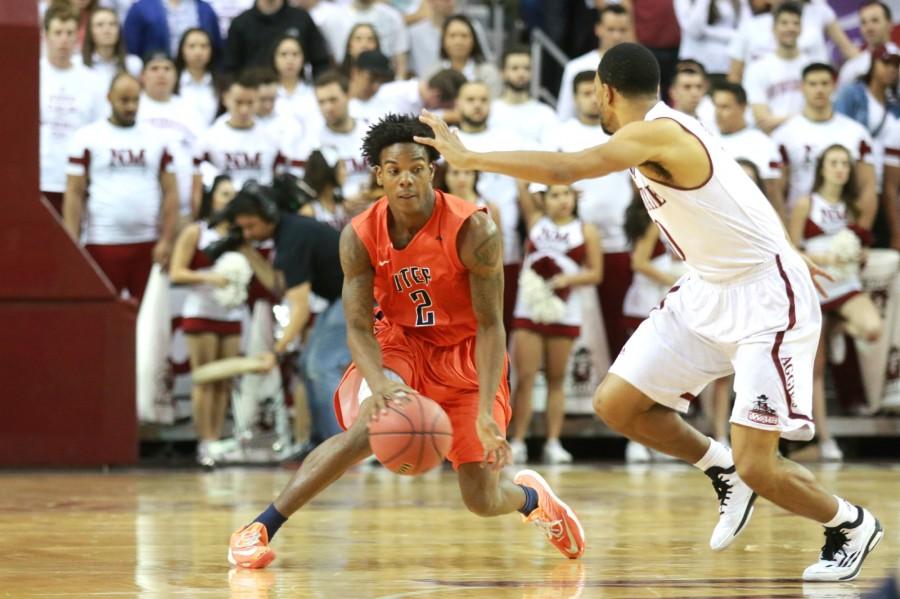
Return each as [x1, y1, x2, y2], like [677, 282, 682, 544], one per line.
[827, 230, 862, 278]
[211, 252, 253, 308]
[519, 268, 567, 324]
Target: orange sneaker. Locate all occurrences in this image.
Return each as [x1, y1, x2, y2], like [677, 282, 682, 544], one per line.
[228, 522, 276, 569]
[514, 469, 585, 559]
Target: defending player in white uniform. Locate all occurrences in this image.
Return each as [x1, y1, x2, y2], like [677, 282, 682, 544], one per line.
[419, 42, 884, 583]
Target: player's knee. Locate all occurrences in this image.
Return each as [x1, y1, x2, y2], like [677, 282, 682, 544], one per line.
[593, 389, 630, 433]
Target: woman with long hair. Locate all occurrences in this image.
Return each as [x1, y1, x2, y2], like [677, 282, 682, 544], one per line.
[508, 184, 602, 464]
[169, 175, 247, 467]
[433, 162, 501, 229]
[80, 7, 141, 87]
[175, 27, 220, 126]
[789, 144, 882, 461]
[340, 23, 382, 77]
[270, 34, 321, 133]
[432, 14, 502, 97]
[298, 149, 349, 231]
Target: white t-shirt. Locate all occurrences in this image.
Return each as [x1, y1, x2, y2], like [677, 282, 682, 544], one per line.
[40, 59, 105, 192]
[309, 0, 348, 60]
[489, 98, 558, 145]
[743, 52, 806, 119]
[675, 0, 748, 74]
[193, 119, 288, 188]
[557, 49, 601, 123]
[407, 18, 442, 77]
[541, 118, 633, 253]
[75, 53, 143, 91]
[863, 90, 896, 193]
[349, 79, 421, 123]
[66, 120, 173, 245]
[838, 51, 871, 88]
[274, 82, 325, 143]
[338, 3, 409, 60]
[728, 2, 835, 65]
[772, 113, 875, 207]
[206, 0, 253, 38]
[308, 119, 370, 199]
[137, 94, 203, 215]
[717, 126, 782, 180]
[178, 71, 219, 126]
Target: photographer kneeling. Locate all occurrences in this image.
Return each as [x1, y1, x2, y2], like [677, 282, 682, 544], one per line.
[216, 181, 347, 449]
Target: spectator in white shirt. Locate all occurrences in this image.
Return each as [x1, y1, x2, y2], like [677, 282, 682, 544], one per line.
[557, 4, 630, 122]
[342, 0, 410, 79]
[839, 1, 895, 88]
[339, 22, 381, 77]
[348, 50, 395, 118]
[271, 34, 323, 136]
[428, 14, 502, 97]
[407, 0, 490, 77]
[670, 63, 707, 119]
[675, 0, 750, 77]
[80, 7, 142, 89]
[488, 46, 558, 144]
[175, 27, 221, 126]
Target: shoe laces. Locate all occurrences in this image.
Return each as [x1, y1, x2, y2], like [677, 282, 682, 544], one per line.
[528, 509, 565, 541]
[820, 526, 850, 562]
[706, 466, 735, 514]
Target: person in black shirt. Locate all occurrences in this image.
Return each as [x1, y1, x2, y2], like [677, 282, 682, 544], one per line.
[231, 188, 346, 446]
[224, 0, 331, 76]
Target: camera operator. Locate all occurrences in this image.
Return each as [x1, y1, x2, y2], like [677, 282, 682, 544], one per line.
[213, 180, 347, 448]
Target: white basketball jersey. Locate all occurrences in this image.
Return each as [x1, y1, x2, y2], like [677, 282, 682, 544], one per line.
[629, 102, 792, 283]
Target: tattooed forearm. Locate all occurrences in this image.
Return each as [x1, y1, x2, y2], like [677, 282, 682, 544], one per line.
[473, 228, 501, 267]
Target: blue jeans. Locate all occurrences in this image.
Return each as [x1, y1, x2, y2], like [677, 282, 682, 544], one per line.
[299, 299, 350, 444]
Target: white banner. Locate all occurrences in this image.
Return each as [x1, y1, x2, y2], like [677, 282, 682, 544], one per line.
[136, 265, 174, 424]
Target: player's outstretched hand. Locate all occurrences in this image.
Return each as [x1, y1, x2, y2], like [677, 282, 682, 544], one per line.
[415, 109, 470, 168]
[476, 412, 511, 471]
[367, 379, 416, 423]
[801, 253, 834, 298]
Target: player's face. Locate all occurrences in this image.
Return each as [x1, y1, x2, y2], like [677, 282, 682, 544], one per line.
[376, 144, 435, 213]
[670, 72, 705, 115]
[502, 53, 531, 92]
[821, 148, 852, 187]
[802, 71, 834, 110]
[182, 31, 212, 70]
[574, 81, 601, 122]
[256, 83, 278, 117]
[594, 73, 619, 134]
[596, 14, 630, 52]
[211, 179, 237, 212]
[315, 82, 350, 128]
[90, 10, 119, 48]
[226, 84, 258, 127]
[348, 25, 378, 59]
[444, 20, 475, 62]
[108, 78, 141, 126]
[456, 83, 491, 128]
[713, 90, 743, 134]
[274, 38, 304, 79]
[445, 165, 476, 196]
[860, 4, 890, 45]
[235, 214, 276, 241]
[45, 18, 77, 59]
[773, 13, 801, 49]
[544, 185, 576, 219]
[142, 59, 177, 98]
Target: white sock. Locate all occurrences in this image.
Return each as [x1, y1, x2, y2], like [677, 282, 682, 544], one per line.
[823, 497, 858, 528]
[693, 438, 733, 471]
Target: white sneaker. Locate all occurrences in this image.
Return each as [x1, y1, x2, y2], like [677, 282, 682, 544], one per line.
[705, 465, 757, 551]
[510, 439, 528, 464]
[820, 439, 844, 462]
[542, 439, 573, 464]
[803, 506, 883, 582]
[625, 441, 651, 463]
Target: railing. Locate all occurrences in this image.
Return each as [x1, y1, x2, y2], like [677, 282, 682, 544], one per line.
[530, 27, 570, 108]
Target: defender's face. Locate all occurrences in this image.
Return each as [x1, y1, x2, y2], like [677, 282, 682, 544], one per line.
[376, 144, 435, 214]
[594, 72, 619, 134]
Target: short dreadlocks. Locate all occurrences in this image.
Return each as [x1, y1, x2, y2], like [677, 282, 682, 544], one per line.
[361, 113, 441, 168]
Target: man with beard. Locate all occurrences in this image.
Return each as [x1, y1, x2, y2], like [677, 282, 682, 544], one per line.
[488, 46, 558, 144]
[63, 73, 179, 302]
[417, 42, 883, 583]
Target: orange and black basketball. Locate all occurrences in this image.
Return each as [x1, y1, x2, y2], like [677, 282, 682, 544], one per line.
[367, 393, 453, 475]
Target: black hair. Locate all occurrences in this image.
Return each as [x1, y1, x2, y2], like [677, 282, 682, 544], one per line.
[245, 66, 279, 87]
[340, 23, 381, 76]
[623, 190, 652, 245]
[108, 71, 141, 94]
[314, 69, 350, 93]
[269, 34, 305, 82]
[773, 1, 803, 21]
[861, 0, 892, 21]
[598, 4, 628, 23]
[735, 158, 765, 193]
[501, 44, 531, 68]
[440, 15, 486, 64]
[303, 150, 342, 196]
[712, 81, 747, 105]
[812, 144, 860, 219]
[227, 182, 280, 223]
[597, 43, 660, 98]
[427, 68, 468, 104]
[802, 62, 836, 80]
[433, 161, 480, 195]
[174, 27, 221, 96]
[362, 113, 440, 168]
[573, 70, 596, 93]
[199, 174, 232, 220]
[220, 69, 259, 92]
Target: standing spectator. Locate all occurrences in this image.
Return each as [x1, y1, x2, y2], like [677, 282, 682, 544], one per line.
[727, 0, 857, 84]
[542, 70, 634, 359]
[251, 69, 311, 173]
[63, 74, 179, 301]
[339, 23, 381, 76]
[298, 149, 349, 230]
[175, 28, 221, 126]
[557, 5, 630, 122]
[295, 0, 346, 61]
[224, 0, 330, 76]
[773, 63, 878, 225]
[742, 2, 807, 134]
[123, 0, 222, 59]
[339, 0, 410, 79]
[713, 82, 785, 219]
[488, 46, 558, 145]
[205, 0, 253, 35]
[80, 7, 142, 89]
[508, 183, 602, 464]
[169, 175, 245, 467]
[620, 0, 681, 101]
[271, 34, 323, 137]
[41, 3, 105, 215]
[428, 14, 502, 97]
[192, 73, 290, 212]
[675, 0, 749, 78]
[138, 51, 203, 217]
[74, 0, 100, 48]
[839, 2, 895, 88]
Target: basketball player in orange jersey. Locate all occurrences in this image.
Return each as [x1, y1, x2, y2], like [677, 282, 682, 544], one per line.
[227, 114, 585, 569]
[416, 43, 883, 582]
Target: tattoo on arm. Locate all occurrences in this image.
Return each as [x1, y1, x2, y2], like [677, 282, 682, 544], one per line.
[473, 229, 501, 267]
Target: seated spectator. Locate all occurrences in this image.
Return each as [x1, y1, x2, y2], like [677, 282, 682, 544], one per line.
[341, 0, 410, 79]
[407, 0, 491, 77]
[249, 68, 310, 174]
[123, 0, 222, 60]
[298, 149, 349, 230]
[348, 50, 396, 120]
[489, 45, 558, 145]
[433, 162, 501, 227]
[270, 34, 323, 136]
[427, 14, 501, 97]
[351, 59, 465, 123]
[675, 0, 749, 78]
[175, 27, 221, 126]
[839, 2, 894, 87]
[80, 7, 142, 89]
[669, 62, 707, 120]
[788, 144, 883, 461]
[225, 0, 330, 76]
[339, 23, 381, 77]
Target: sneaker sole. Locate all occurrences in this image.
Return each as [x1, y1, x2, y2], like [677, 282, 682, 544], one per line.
[227, 547, 276, 569]
[838, 519, 884, 582]
[515, 469, 586, 558]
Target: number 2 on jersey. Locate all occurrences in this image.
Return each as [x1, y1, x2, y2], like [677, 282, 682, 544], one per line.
[410, 289, 435, 327]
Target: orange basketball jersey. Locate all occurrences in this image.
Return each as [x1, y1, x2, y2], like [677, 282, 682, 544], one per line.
[351, 190, 483, 347]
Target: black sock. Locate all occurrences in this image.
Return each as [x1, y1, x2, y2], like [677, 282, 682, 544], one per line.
[253, 503, 288, 540]
[518, 484, 539, 516]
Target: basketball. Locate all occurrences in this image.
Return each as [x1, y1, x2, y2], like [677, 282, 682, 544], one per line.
[367, 393, 453, 475]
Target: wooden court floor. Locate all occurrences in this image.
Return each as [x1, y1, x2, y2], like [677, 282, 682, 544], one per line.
[1, 463, 897, 598]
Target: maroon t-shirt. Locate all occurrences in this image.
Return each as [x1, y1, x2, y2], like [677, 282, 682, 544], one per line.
[633, 0, 681, 49]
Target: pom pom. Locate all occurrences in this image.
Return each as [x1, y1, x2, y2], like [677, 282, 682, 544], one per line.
[826, 229, 862, 279]
[211, 252, 253, 308]
[519, 267, 567, 323]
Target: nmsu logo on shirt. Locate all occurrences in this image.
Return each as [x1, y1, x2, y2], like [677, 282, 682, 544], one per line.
[110, 148, 146, 167]
[224, 151, 262, 171]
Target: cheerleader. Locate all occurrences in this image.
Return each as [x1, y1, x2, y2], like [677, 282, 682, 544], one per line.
[298, 149, 349, 231]
[508, 184, 602, 464]
[789, 144, 882, 461]
[170, 175, 249, 466]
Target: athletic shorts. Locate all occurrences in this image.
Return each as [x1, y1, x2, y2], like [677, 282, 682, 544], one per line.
[333, 325, 511, 469]
[609, 254, 821, 441]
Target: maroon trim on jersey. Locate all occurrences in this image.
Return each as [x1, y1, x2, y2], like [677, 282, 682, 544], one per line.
[160, 149, 173, 175]
[656, 221, 686, 261]
[773, 255, 813, 423]
[566, 242, 587, 264]
[650, 239, 666, 259]
[768, 160, 782, 170]
[182, 317, 241, 336]
[68, 148, 91, 170]
[290, 159, 307, 169]
[822, 290, 861, 313]
[847, 223, 874, 247]
[193, 152, 212, 167]
[886, 147, 900, 158]
[778, 144, 790, 165]
[656, 284, 681, 311]
[273, 151, 286, 175]
[803, 218, 825, 240]
[860, 139, 872, 158]
[512, 317, 580, 338]
[680, 392, 696, 402]
[646, 117, 713, 190]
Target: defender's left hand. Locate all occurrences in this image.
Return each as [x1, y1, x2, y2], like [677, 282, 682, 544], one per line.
[415, 110, 471, 168]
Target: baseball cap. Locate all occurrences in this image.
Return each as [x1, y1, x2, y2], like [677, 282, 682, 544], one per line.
[872, 42, 900, 64]
[355, 50, 394, 80]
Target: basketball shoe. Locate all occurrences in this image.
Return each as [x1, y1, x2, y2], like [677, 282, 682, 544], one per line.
[514, 469, 585, 559]
[705, 465, 757, 551]
[228, 522, 276, 569]
[803, 505, 883, 582]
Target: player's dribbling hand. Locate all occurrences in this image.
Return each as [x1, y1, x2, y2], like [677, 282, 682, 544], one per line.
[801, 253, 834, 298]
[414, 109, 471, 168]
[476, 412, 511, 471]
[367, 379, 416, 422]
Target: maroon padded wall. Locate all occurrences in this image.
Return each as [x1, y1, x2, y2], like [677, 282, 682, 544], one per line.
[0, 3, 137, 465]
